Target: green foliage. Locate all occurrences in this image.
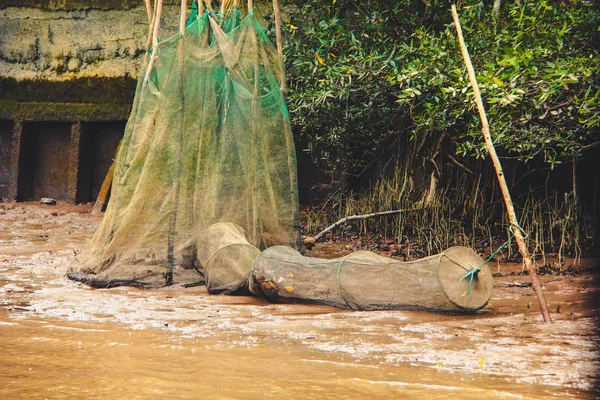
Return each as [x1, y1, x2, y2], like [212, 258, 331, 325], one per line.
[283, 1, 410, 174]
[283, 0, 600, 173]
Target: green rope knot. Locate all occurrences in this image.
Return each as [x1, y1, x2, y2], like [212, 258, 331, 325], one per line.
[458, 231, 515, 296]
[460, 268, 480, 296]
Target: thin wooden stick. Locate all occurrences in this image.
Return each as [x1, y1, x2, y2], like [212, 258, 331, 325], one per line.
[272, 0, 283, 57]
[271, 0, 286, 92]
[145, 0, 163, 80]
[451, 4, 552, 323]
[315, 209, 424, 242]
[148, 0, 158, 45]
[165, 0, 189, 286]
[145, 0, 158, 51]
[198, 0, 203, 15]
[249, 2, 262, 246]
[180, 0, 188, 35]
[91, 160, 116, 216]
[144, 0, 153, 23]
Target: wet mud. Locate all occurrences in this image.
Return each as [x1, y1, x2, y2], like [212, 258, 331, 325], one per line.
[1, 204, 599, 399]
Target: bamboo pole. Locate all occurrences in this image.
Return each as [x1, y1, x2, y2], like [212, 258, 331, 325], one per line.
[145, 0, 159, 52]
[144, 0, 153, 23]
[272, 0, 286, 92]
[271, 0, 283, 57]
[166, 0, 188, 285]
[180, 0, 188, 35]
[451, 4, 552, 323]
[249, 2, 262, 247]
[145, 0, 163, 81]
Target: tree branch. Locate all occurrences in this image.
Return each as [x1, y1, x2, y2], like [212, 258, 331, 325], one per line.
[314, 208, 424, 241]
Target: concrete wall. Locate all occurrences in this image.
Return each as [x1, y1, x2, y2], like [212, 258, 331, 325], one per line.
[0, 120, 15, 199]
[0, 1, 182, 84]
[0, 1, 180, 203]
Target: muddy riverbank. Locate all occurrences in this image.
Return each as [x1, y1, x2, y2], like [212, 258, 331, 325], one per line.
[1, 203, 599, 399]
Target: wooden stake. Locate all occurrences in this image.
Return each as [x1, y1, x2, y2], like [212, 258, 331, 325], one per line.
[91, 138, 123, 215]
[451, 4, 552, 323]
[91, 161, 116, 216]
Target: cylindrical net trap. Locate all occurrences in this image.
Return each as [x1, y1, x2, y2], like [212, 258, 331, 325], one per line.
[196, 222, 261, 294]
[250, 246, 493, 312]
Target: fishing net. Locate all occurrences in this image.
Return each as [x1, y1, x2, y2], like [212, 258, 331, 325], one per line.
[68, 8, 302, 287]
[250, 246, 493, 312]
[67, 2, 493, 314]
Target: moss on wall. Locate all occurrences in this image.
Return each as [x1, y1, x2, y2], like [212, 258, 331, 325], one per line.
[0, 77, 136, 104]
[0, 101, 131, 122]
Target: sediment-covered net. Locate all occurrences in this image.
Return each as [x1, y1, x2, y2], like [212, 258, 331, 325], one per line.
[250, 246, 493, 312]
[196, 222, 260, 294]
[69, 9, 302, 287]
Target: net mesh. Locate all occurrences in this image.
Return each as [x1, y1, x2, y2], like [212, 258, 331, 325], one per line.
[197, 222, 260, 294]
[69, 10, 302, 287]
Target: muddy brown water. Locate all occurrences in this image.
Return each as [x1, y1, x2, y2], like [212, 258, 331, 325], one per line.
[0, 204, 599, 399]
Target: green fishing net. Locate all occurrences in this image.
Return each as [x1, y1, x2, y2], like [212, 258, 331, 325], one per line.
[69, 10, 302, 287]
